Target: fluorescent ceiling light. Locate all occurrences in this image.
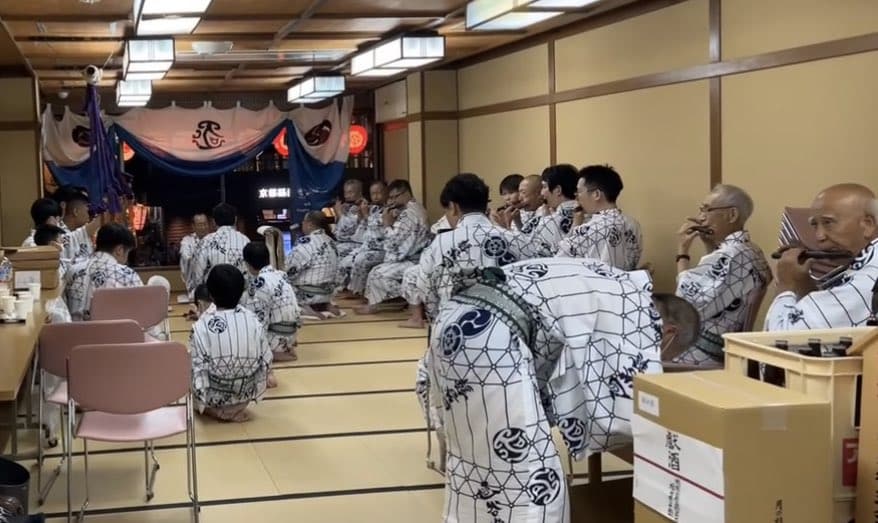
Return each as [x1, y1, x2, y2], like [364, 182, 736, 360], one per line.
[118, 99, 149, 107]
[474, 11, 561, 30]
[117, 79, 153, 98]
[373, 35, 445, 70]
[287, 75, 345, 104]
[137, 16, 200, 35]
[124, 38, 174, 79]
[350, 49, 405, 77]
[466, 0, 580, 30]
[140, 0, 212, 15]
[528, 0, 601, 7]
[124, 71, 168, 81]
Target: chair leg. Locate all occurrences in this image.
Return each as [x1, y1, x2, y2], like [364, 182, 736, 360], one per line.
[38, 411, 65, 505]
[66, 402, 73, 523]
[187, 400, 200, 522]
[145, 440, 160, 501]
[37, 373, 44, 496]
[77, 439, 90, 523]
[588, 453, 603, 486]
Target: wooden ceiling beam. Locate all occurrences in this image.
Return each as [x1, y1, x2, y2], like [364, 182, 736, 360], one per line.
[0, 10, 449, 23]
[17, 32, 382, 43]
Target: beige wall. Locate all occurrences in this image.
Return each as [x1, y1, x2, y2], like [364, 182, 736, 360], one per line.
[458, 45, 549, 110]
[722, 0, 878, 59]
[381, 126, 409, 182]
[555, 0, 710, 91]
[556, 81, 710, 292]
[459, 106, 551, 198]
[423, 119, 459, 221]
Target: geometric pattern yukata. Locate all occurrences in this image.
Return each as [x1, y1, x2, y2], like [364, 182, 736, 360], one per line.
[674, 231, 771, 365]
[520, 201, 579, 257]
[337, 204, 386, 295]
[765, 237, 878, 330]
[365, 200, 430, 305]
[402, 212, 536, 321]
[179, 232, 204, 295]
[192, 225, 251, 286]
[421, 257, 661, 523]
[557, 208, 643, 271]
[335, 204, 363, 259]
[242, 265, 301, 357]
[64, 251, 143, 321]
[190, 305, 272, 411]
[285, 229, 339, 305]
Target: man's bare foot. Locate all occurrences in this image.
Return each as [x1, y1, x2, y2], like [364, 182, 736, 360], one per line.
[267, 372, 278, 389]
[337, 289, 358, 299]
[228, 410, 251, 423]
[301, 304, 324, 320]
[354, 304, 376, 315]
[399, 317, 426, 329]
[273, 351, 297, 362]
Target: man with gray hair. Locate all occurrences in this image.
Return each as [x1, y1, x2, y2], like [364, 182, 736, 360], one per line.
[673, 184, 771, 365]
[765, 183, 878, 330]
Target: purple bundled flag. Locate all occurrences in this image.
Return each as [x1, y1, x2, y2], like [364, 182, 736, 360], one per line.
[84, 84, 131, 213]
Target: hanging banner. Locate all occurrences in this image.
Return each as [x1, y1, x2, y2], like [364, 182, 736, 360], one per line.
[42, 105, 111, 167]
[112, 102, 286, 162]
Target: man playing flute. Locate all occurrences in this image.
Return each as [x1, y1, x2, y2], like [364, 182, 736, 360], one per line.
[765, 183, 878, 330]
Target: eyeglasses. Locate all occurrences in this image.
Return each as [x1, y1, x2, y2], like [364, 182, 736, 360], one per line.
[698, 205, 735, 214]
[387, 192, 403, 199]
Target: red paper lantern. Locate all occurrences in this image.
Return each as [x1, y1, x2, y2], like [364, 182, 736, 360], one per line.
[122, 141, 135, 162]
[349, 125, 368, 155]
[273, 128, 289, 158]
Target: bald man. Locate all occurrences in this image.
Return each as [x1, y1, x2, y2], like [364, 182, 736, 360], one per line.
[765, 183, 878, 330]
[494, 175, 546, 233]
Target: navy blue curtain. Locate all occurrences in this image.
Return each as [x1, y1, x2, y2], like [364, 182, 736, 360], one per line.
[46, 160, 104, 206]
[112, 121, 287, 178]
[287, 121, 346, 225]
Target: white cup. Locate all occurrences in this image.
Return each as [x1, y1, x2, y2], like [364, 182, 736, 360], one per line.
[0, 296, 14, 315]
[0, 287, 9, 298]
[16, 291, 31, 301]
[14, 299, 28, 319]
[27, 282, 41, 300]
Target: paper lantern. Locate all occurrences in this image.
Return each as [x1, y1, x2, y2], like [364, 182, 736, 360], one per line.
[349, 125, 368, 155]
[131, 204, 148, 232]
[122, 141, 135, 161]
[273, 128, 289, 158]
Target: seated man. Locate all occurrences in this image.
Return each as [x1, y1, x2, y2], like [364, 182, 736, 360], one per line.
[64, 223, 142, 321]
[356, 180, 430, 314]
[180, 212, 211, 298]
[400, 173, 534, 328]
[558, 164, 642, 270]
[192, 203, 250, 286]
[675, 184, 771, 364]
[285, 211, 342, 319]
[190, 264, 272, 422]
[56, 187, 100, 265]
[337, 180, 388, 298]
[333, 179, 368, 259]
[242, 242, 301, 362]
[418, 258, 698, 523]
[488, 173, 523, 225]
[765, 183, 878, 330]
[22, 198, 62, 247]
[494, 174, 547, 233]
[501, 166, 579, 256]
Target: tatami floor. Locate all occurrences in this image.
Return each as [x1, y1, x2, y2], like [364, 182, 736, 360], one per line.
[7, 296, 632, 522]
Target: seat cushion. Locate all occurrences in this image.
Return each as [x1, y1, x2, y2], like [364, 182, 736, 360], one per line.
[75, 406, 188, 442]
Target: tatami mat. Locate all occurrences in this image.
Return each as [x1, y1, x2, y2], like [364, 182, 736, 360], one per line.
[265, 361, 415, 397]
[297, 322, 426, 343]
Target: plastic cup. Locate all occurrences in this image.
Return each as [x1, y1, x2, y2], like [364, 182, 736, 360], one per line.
[27, 282, 41, 300]
[0, 296, 13, 315]
[14, 300, 28, 319]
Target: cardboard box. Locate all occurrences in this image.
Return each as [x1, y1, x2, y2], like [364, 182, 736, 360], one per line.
[1, 246, 61, 290]
[633, 371, 831, 523]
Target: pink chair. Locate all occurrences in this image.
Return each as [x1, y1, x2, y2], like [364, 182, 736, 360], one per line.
[90, 286, 170, 342]
[65, 342, 199, 523]
[35, 320, 145, 505]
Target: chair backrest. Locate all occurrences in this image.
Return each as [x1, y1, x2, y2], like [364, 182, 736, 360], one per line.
[90, 286, 169, 329]
[67, 342, 190, 414]
[38, 320, 144, 378]
[742, 277, 771, 332]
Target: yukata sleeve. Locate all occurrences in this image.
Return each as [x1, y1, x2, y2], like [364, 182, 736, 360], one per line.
[285, 242, 313, 278]
[764, 278, 873, 330]
[383, 210, 418, 263]
[676, 250, 757, 321]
